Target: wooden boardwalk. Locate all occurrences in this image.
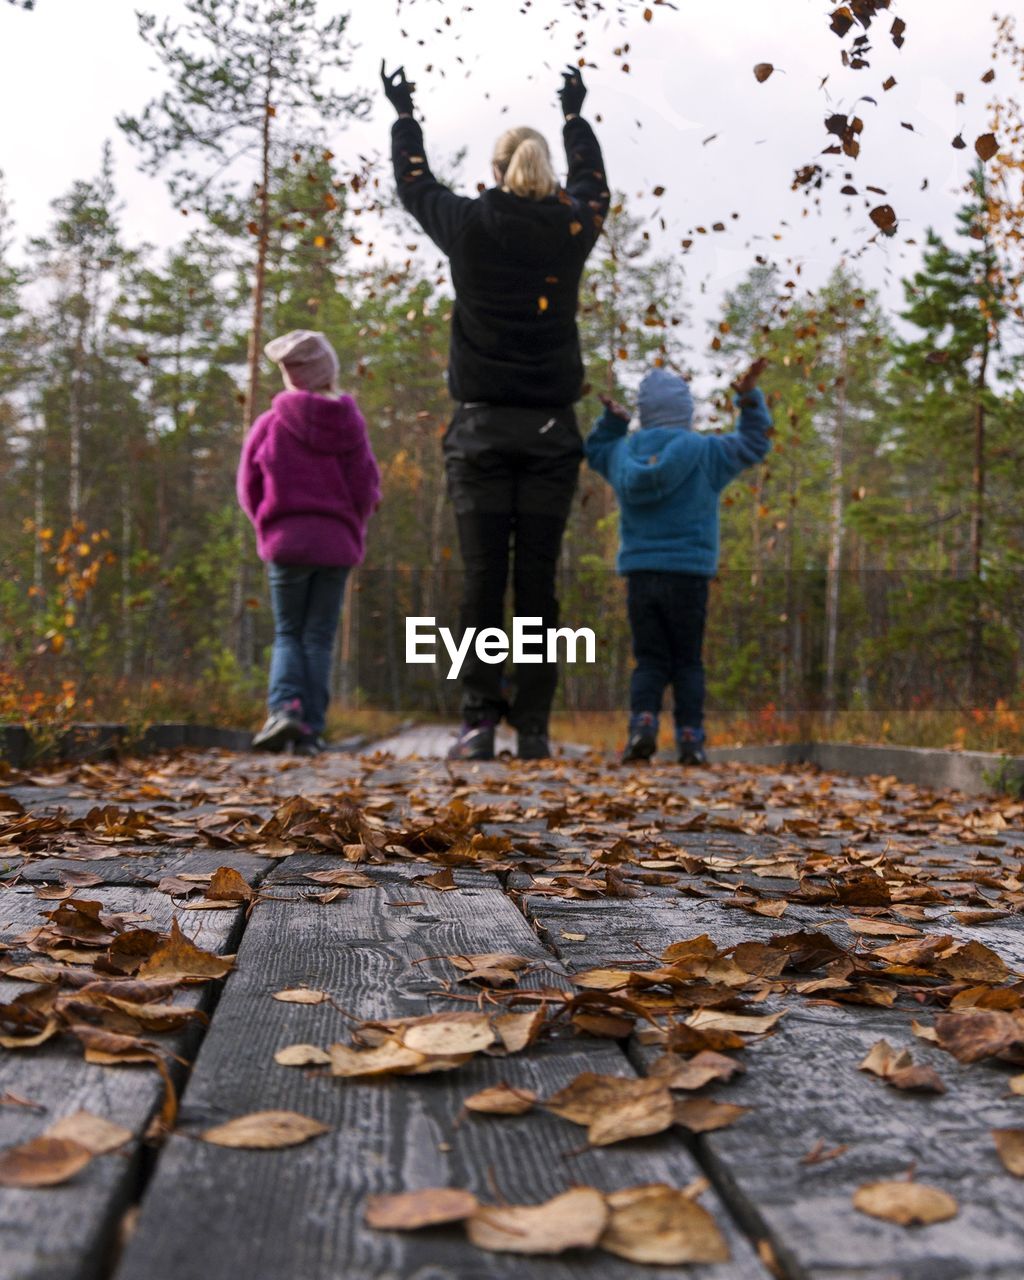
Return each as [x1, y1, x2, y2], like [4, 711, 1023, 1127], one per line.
[2, 728, 1023, 1278]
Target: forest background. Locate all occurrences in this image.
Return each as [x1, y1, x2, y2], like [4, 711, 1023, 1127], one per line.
[1, 0, 1023, 754]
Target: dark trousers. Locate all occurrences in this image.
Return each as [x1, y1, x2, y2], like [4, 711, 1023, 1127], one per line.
[626, 571, 709, 732]
[444, 403, 582, 731]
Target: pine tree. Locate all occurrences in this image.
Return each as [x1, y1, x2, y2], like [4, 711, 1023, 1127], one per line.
[893, 168, 1007, 700]
[118, 0, 370, 430]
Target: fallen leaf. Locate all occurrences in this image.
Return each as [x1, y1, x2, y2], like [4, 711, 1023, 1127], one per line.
[0, 1136, 93, 1187]
[274, 1043, 331, 1067]
[401, 1013, 496, 1056]
[993, 1128, 1024, 1177]
[329, 1038, 427, 1078]
[272, 987, 327, 1005]
[673, 1098, 751, 1133]
[45, 1111, 132, 1155]
[464, 1083, 537, 1115]
[600, 1183, 730, 1264]
[365, 1186, 479, 1229]
[137, 919, 233, 983]
[201, 1110, 329, 1149]
[467, 1187, 608, 1255]
[853, 1180, 958, 1226]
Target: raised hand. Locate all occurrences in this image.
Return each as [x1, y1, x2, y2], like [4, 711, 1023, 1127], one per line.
[598, 391, 630, 422]
[558, 65, 587, 118]
[381, 60, 416, 116]
[732, 357, 768, 396]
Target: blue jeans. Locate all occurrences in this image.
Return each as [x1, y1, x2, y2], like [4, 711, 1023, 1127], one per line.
[266, 563, 350, 735]
[627, 571, 709, 732]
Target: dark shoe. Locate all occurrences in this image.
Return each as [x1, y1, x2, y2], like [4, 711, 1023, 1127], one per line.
[253, 700, 305, 752]
[292, 734, 324, 757]
[676, 727, 707, 766]
[447, 721, 496, 761]
[622, 712, 658, 764]
[517, 731, 550, 760]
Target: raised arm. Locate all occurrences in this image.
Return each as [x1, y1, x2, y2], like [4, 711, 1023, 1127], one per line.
[558, 67, 610, 249]
[584, 395, 631, 479]
[702, 360, 773, 492]
[384, 62, 474, 255]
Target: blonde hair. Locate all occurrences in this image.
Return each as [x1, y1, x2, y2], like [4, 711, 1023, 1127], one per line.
[493, 127, 559, 200]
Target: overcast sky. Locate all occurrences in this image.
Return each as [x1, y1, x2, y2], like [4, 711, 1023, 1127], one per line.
[0, 0, 1007, 387]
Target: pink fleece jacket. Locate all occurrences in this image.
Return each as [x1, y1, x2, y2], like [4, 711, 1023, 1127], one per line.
[237, 390, 381, 566]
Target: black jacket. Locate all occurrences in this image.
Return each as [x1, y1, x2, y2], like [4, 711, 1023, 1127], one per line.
[391, 115, 609, 409]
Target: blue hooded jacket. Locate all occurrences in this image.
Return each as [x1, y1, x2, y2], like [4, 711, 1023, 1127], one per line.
[584, 367, 772, 575]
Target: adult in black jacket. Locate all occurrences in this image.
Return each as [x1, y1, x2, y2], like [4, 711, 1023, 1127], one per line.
[384, 62, 610, 760]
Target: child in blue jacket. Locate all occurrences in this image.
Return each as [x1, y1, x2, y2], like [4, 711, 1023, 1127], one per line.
[584, 359, 771, 764]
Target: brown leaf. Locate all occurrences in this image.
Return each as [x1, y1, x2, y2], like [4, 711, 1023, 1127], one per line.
[673, 1098, 750, 1133]
[588, 1081, 675, 1147]
[401, 1013, 496, 1056]
[45, 1111, 132, 1155]
[934, 1009, 1024, 1063]
[205, 866, 254, 902]
[753, 63, 775, 83]
[993, 1129, 1024, 1176]
[869, 205, 898, 235]
[600, 1184, 730, 1264]
[329, 1038, 427, 1078]
[137, 919, 234, 983]
[447, 953, 531, 988]
[859, 1040, 945, 1093]
[274, 1043, 331, 1067]
[464, 1083, 537, 1115]
[365, 1186, 479, 1229]
[201, 1110, 329, 1149]
[0, 1136, 93, 1187]
[467, 1187, 608, 1255]
[272, 987, 327, 1005]
[975, 133, 998, 162]
[853, 1180, 958, 1226]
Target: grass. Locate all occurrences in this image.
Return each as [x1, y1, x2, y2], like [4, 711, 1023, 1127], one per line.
[549, 706, 1024, 757]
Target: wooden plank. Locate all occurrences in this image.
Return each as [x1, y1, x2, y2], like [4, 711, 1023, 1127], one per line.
[115, 877, 767, 1279]
[0, 887, 243, 1280]
[1, 849, 274, 889]
[518, 887, 1024, 1278]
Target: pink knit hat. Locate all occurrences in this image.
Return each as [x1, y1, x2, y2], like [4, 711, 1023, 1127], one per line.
[264, 330, 339, 392]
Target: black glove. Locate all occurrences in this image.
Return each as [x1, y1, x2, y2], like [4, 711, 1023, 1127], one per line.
[381, 60, 416, 116]
[558, 65, 586, 118]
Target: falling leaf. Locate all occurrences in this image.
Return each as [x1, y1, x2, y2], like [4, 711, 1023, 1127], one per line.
[754, 64, 775, 83]
[952, 134, 967, 150]
[201, 1110, 329, 1149]
[975, 133, 998, 161]
[365, 1187, 479, 1229]
[272, 987, 327, 1005]
[0, 1137, 93, 1187]
[853, 1180, 958, 1226]
[600, 1184, 730, 1264]
[274, 1043, 331, 1067]
[869, 205, 898, 235]
[464, 1083, 536, 1115]
[467, 1187, 608, 1255]
[993, 1129, 1024, 1176]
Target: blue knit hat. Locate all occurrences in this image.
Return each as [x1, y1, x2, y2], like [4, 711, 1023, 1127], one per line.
[637, 367, 695, 431]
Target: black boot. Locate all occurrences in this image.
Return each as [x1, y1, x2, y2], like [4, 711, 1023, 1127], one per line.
[622, 712, 658, 764]
[447, 720, 496, 761]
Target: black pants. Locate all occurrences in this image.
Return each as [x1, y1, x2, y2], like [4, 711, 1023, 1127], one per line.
[627, 571, 710, 732]
[444, 403, 582, 731]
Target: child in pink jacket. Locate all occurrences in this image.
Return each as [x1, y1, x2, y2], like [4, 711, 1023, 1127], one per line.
[237, 330, 380, 754]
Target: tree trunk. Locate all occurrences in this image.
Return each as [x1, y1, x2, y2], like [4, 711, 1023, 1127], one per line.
[968, 338, 988, 703]
[234, 80, 275, 665]
[823, 330, 848, 724]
